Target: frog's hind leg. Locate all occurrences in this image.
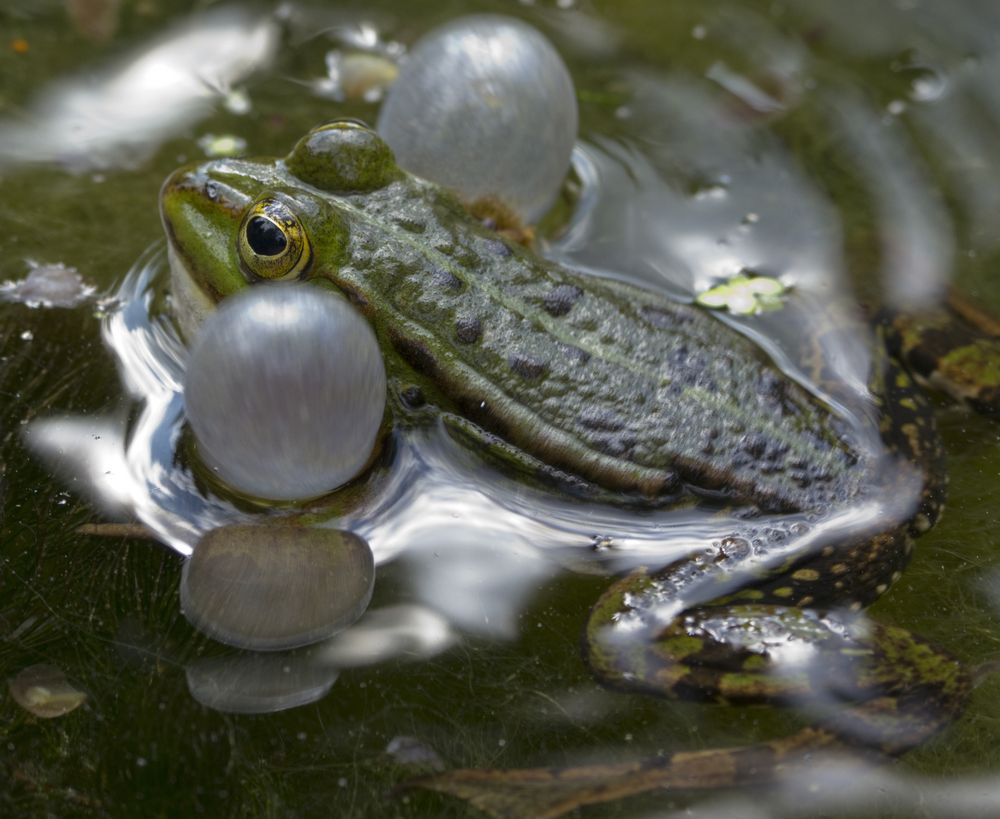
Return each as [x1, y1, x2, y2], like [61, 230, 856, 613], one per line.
[586, 560, 969, 755]
[408, 541, 969, 819]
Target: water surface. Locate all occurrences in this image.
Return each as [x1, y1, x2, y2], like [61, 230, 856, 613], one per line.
[3, 1, 1000, 817]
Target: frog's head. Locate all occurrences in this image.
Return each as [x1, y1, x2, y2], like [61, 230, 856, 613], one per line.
[160, 121, 401, 336]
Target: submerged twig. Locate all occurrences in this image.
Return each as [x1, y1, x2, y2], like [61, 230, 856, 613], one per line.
[76, 522, 157, 540]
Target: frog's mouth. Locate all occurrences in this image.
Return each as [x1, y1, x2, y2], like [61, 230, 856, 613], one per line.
[166, 243, 217, 340]
[160, 160, 257, 337]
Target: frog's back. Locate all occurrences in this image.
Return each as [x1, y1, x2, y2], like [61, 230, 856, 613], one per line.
[328, 177, 865, 513]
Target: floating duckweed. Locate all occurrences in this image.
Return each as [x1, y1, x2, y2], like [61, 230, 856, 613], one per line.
[696, 273, 788, 315]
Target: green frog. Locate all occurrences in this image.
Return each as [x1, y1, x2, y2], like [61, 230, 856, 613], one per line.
[160, 121, 984, 818]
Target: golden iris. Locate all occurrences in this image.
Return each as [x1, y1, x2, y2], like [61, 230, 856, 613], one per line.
[237, 198, 311, 280]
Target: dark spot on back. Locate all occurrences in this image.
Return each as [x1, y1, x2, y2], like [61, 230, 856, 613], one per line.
[509, 354, 548, 380]
[741, 433, 768, 459]
[431, 267, 463, 291]
[591, 435, 630, 457]
[557, 342, 591, 365]
[483, 238, 512, 257]
[641, 305, 683, 329]
[543, 284, 582, 317]
[455, 314, 482, 344]
[395, 217, 425, 234]
[579, 408, 626, 432]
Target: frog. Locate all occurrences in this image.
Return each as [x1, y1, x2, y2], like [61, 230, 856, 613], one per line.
[160, 120, 984, 818]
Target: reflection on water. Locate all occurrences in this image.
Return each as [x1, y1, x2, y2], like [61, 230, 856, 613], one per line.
[557, 74, 844, 299]
[825, 88, 952, 311]
[184, 603, 454, 714]
[0, 6, 276, 172]
[653, 755, 1000, 819]
[180, 525, 376, 651]
[185, 652, 339, 715]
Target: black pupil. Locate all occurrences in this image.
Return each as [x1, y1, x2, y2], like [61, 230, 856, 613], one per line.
[246, 216, 288, 256]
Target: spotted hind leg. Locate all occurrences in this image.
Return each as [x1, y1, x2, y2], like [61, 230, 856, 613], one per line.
[408, 534, 969, 819]
[586, 558, 969, 755]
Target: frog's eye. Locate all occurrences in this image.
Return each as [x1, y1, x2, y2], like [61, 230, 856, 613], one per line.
[237, 198, 312, 280]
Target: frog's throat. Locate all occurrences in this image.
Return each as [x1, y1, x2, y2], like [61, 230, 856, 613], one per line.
[168, 244, 216, 340]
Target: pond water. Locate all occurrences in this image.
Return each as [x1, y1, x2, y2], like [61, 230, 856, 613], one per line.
[3, 1, 1000, 817]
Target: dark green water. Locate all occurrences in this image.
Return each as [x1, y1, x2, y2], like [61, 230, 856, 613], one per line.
[3, 1, 1000, 817]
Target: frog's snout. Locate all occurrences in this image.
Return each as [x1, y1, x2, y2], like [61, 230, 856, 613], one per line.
[160, 162, 250, 222]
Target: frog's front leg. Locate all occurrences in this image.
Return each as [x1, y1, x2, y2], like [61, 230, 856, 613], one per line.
[409, 527, 969, 819]
[439, 413, 680, 503]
